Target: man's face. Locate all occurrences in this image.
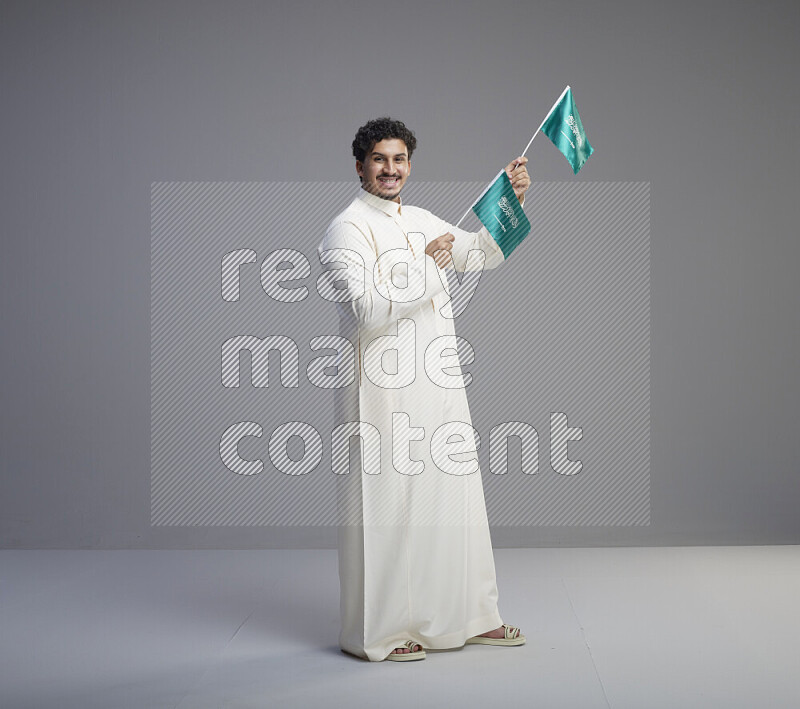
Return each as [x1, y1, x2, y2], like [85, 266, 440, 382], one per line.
[356, 138, 410, 202]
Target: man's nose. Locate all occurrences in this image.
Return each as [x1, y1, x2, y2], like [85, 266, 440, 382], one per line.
[383, 159, 397, 174]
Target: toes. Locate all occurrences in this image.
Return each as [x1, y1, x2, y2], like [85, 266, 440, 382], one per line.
[391, 642, 421, 654]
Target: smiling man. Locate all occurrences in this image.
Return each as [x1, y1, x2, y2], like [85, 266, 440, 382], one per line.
[318, 117, 530, 662]
[357, 135, 410, 199]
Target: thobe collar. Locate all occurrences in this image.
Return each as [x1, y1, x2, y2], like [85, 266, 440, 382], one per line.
[357, 186, 404, 217]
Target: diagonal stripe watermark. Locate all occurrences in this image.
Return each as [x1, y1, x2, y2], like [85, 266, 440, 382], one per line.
[151, 181, 650, 526]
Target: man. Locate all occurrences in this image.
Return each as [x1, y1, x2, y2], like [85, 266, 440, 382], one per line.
[318, 117, 531, 662]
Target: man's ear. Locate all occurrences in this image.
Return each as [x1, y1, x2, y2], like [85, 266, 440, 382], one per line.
[355, 160, 364, 179]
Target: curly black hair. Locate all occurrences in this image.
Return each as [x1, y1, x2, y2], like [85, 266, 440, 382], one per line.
[352, 117, 417, 163]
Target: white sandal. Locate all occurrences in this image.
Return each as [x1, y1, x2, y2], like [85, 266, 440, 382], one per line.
[465, 623, 526, 646]
[385, 640, 426, 661]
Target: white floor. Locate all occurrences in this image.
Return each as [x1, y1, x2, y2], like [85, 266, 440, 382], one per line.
[1, 546, 798, 709]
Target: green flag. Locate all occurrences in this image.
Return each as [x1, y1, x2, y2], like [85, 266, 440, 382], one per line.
[471, 169, 531, 259]
[540, 86, 594, 174]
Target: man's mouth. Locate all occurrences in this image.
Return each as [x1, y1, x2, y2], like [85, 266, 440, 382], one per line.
[378, 176, 399, 188]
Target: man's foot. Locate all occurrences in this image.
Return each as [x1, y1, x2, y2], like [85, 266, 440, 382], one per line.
[476, 625, 514, 639]
[465, 623, 526, 646]
[385, 640, 426, 661]
[391, 642, 422, 655]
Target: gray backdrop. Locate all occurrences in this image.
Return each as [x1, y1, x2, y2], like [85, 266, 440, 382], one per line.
[1, 0, 798, 548]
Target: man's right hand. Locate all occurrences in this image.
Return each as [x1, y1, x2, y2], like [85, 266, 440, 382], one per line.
[425, 233, 455, 268]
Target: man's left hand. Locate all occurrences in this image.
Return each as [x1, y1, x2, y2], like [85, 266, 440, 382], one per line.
[504, 156, 531, 203]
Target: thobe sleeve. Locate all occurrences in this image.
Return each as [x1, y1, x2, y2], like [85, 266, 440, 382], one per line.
[319, 218, 447, 330]
[427, 215, 505, 273]
[427, 193, 526, 273]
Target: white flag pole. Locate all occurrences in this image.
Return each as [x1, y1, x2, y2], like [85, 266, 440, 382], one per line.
[518, 84, 570, 160]
[454, 85, 570, 228]
[454, 169, 503, 228]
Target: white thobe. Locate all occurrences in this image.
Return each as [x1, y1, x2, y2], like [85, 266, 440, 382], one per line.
[318, 187, 512, 661]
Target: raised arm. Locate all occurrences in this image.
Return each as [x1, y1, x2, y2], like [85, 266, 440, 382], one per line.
[429, 156, 531, 273]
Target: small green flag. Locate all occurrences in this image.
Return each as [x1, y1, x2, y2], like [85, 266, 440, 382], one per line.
[471, 169, 531, 259]
[541, 86, 594, 174]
